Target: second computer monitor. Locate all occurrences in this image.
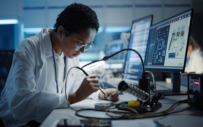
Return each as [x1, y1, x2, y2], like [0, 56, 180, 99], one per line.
[144, 9, 193, 72]
[144, 9, 193, 95]
[123, 15, 153, 83]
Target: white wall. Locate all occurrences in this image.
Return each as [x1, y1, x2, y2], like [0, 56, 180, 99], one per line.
[23, 0, 192, 29]
[0, 0, 23, 19]
[0, 0, 193, 47]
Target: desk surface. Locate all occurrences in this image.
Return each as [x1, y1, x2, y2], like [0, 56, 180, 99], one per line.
[41, 82, 203, 127]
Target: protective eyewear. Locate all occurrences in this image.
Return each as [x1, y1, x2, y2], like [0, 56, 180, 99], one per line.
[66, 31, 94, 51]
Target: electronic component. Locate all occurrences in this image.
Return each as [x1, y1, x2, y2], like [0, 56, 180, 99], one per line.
[116, 81, 162, 112]
[118, 81, 150, 101]
[188, 74, 203, 103]
[100, 91, 120, 100]
[95, 103, 111, 110]
[128, 101, 140, 107]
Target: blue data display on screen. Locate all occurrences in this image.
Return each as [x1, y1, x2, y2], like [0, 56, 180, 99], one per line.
[110, 43, 124, 60]
[151, 25, 170, 65]
[123, 15, 153, 82]
[110, 44, 122, 53]
[145, 9, 192, 72]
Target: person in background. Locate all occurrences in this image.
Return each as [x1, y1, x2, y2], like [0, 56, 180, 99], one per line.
[185, 36, 203, 74]
[0, 3, 118, 127]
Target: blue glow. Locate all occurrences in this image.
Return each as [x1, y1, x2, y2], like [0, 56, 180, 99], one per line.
[0, 19, 18, 24]
[105, 27, 131, 32]
[98, 27, 103, 33]
[79, 53, 99, 61]
[21, 23, 24, 41]
[24, 28, 42, 34]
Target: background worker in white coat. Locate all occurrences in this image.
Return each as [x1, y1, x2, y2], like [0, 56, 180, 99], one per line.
[0, 3, 119, 127]
[185, 36, 203, 74]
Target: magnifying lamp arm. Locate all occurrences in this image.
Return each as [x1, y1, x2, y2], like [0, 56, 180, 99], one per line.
[102, 48, 146, 77]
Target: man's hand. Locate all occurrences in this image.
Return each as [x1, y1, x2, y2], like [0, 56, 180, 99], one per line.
[99, 88, 119, 101]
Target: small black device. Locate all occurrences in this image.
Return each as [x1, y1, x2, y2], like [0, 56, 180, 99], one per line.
[57, 119, 111, 127]
[188, 74, 203, 102]
[117, 81, 162, 112]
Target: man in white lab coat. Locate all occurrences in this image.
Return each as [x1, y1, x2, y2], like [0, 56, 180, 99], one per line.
[0, 3, 118, 127]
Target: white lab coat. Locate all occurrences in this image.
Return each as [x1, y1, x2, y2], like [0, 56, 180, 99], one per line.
[0, 28, 99, 127]
[185, 48, 203, 74]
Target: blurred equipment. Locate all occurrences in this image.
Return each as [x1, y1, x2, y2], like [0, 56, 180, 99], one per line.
[106, 40, 126, 63]
[95, 103, 111, 110]
[105, 39, 127, 72]
[120, 32, 130, 46]
[144, 9, 193, 95]
[118, 81, 150, 101]
[0, 49, 15, 96]
[188, 74, 203, 110]
[116, 81, 162, 112]
[57, 119, 111, 127]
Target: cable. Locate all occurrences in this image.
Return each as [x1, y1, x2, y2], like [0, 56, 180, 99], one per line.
[64, 66, 107, 111]
[65, 67, 80, 111]
[75, 99, 191, 120]
[105, 107, 139, 118]
[65, 67, 191, 120]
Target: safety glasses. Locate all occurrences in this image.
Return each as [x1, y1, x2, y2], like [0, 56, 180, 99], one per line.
[66, 31, 94, 51]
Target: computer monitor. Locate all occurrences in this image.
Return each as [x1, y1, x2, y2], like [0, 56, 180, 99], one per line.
[0, 49, 15, 93]
[105, 39, 127, 71]
[106, 39, 125, 63]
[123, 15, 153, 83]
[144, 9, 193, 95]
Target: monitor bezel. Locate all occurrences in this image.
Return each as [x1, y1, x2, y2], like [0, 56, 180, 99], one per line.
[123, 15, 153, 81]
[144, 8, 194, 73]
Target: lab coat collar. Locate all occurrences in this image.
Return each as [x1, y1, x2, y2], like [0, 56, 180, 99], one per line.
[41, 28, 53, 57]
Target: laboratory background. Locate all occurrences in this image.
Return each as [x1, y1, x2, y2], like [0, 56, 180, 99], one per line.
[0, 0, 203, 92]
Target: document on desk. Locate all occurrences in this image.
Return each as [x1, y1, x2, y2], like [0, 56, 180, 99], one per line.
[112, 119, 157, 127]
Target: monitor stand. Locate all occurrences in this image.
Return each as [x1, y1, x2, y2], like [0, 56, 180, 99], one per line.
[156, 73, 187, 96]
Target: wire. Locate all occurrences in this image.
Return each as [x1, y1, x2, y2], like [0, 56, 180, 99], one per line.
[65, 67, 79, 111]
[65, 67, 191, 120]
[64, 66, 106, 111]
[75, 99, 191, 120]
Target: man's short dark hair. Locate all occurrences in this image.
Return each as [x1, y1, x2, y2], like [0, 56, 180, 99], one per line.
[54, 3, 99, 35]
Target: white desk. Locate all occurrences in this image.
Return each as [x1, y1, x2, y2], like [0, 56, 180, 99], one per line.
[41, 82, 203, 127]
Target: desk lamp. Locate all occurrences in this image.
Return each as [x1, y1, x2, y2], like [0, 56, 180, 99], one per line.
[82, 48, 162, 111]
[82, 48, 149, 93]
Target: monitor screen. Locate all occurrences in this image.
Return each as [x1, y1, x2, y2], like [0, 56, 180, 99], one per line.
[106, 39, 126, 63]
[144, 9, 193, 72]
[123, 15, 153, 82]
[109, 43, 124, 60]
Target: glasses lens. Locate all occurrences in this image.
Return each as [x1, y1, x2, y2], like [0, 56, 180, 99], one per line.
[75, 45, 84, 51]
[75, 42, 94, 51]
[84, 42, 94, 51]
